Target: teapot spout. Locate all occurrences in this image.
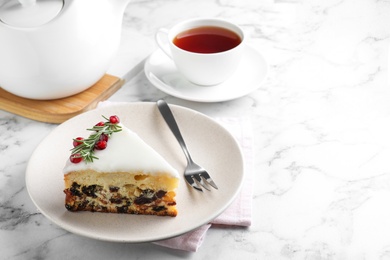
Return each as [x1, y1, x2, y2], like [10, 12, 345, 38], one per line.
[111, 0, 132, 15]
[18, 0, 36, 7]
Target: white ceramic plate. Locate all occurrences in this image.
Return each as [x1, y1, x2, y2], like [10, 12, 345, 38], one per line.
[144, 45, 268, 102]
[26, 102, 244, 243]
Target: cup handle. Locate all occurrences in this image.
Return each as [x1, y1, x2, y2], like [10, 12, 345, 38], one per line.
[155, 28, 173, 59]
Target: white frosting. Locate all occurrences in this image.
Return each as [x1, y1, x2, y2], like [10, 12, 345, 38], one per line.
[63, 124, 179, 178]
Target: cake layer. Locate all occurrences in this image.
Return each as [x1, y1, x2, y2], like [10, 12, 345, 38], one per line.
[64, 171, 178, 217]
[65, 170, 179, 191]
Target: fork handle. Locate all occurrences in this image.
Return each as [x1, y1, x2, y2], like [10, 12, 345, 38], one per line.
[157, 100, 193, 164]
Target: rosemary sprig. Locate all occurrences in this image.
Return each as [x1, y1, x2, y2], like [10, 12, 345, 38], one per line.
[70, 115, 122, 163]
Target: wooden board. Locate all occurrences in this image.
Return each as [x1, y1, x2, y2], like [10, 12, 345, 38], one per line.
[0, 74, 124, 124]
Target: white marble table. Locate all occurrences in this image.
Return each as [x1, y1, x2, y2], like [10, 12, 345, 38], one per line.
[2, 0, 390, 259]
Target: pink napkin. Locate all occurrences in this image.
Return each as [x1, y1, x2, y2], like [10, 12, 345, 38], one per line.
[97, 102, 254, 252]
[153, 117, 254, 252]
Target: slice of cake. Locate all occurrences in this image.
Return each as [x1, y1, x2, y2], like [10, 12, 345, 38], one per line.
[63, 115, 179, 217]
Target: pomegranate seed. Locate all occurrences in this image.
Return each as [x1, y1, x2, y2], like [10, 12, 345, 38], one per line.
[95, 140, 107, 150]
[73, 137, 84, 147]
[99, 134, 108, 142]
[95, 121, 105, 127]
[109, 115, 120, 124]
[70, 154, 82, 163]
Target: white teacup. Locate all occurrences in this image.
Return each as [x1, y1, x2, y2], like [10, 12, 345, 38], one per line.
[155, 18, 245, 86]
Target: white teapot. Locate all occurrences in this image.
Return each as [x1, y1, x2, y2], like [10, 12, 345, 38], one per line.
[0, 0, 131, 100]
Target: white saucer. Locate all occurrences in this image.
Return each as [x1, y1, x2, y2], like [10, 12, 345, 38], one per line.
[144, 45, 268, 102]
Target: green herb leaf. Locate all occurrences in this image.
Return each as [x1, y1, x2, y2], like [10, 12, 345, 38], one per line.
[70, 115, 122, 163]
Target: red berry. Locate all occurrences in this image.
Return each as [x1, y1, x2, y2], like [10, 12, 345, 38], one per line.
[73, 137, 84, 147]
[95, 121, 105, 127]
[70, 154, 82, 163]
[109, 115, 120, 124]
[95, 140, 107, 150]
[99, 134, 108, 142]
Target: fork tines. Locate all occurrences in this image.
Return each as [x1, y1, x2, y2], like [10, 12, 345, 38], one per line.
[187, 174, 218, 192]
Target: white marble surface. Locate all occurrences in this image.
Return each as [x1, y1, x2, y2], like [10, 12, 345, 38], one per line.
[2, 0, 390, 259]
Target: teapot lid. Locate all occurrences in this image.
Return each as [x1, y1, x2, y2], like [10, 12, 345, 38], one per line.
[0, 0, 63, 28]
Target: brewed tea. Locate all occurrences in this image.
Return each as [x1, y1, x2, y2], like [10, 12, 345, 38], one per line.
[173, 26, 241, 54]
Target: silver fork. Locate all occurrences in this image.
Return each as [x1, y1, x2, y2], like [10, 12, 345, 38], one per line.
[157, 100, 218, 192]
